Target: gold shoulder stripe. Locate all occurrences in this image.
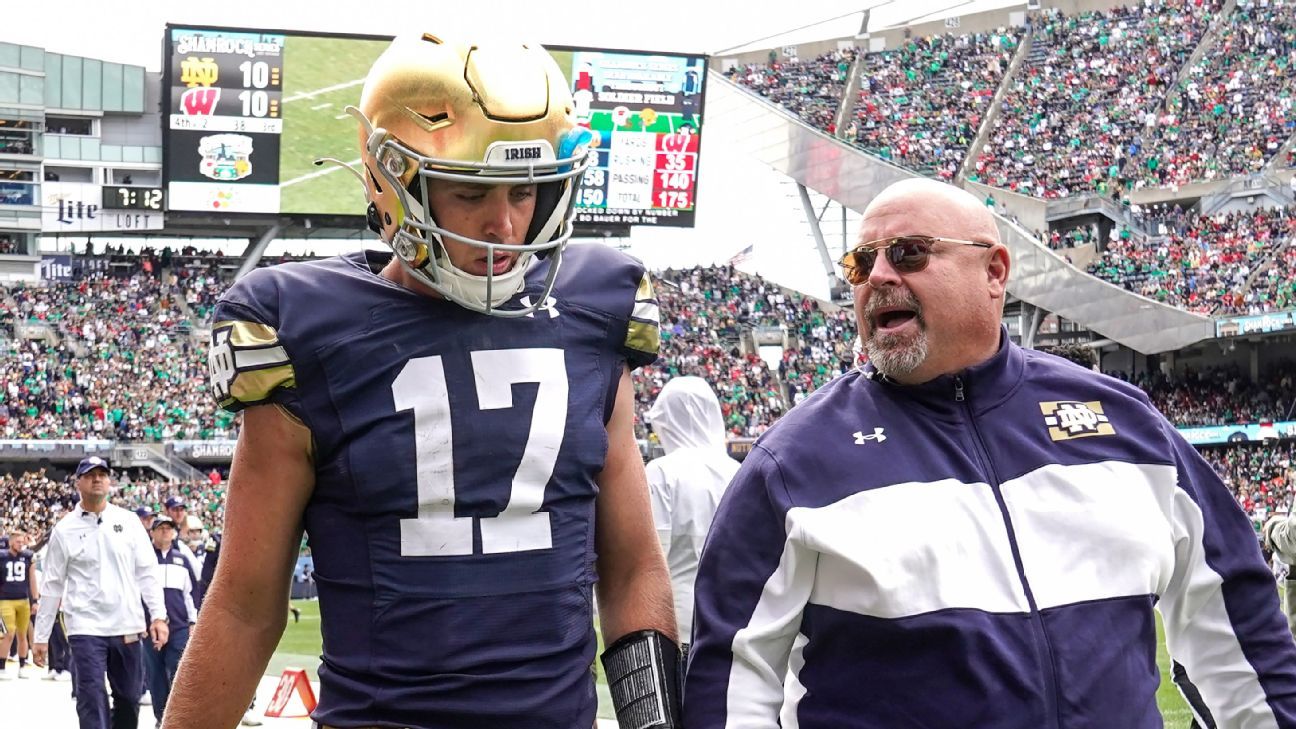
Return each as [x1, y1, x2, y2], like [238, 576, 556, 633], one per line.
[635, 272, 655, 302]
[209, 321, 296, 409]
[214, 320, 280, 347]
[625, 319, 660, 357]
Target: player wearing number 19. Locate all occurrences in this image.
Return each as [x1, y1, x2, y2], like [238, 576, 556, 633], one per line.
[0, 532, 39, 679]
[164, 31, 681, 729]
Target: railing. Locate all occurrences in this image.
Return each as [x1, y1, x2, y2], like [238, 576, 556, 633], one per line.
[959, 29, 1034, 183]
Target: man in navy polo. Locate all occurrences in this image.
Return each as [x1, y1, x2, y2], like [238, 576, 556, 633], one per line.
[33, 457, 169, 729]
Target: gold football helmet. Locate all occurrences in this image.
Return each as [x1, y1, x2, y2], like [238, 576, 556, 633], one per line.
[343, 33, 592, 316]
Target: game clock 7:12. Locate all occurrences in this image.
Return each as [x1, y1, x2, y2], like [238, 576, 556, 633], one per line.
[103, 186, 164, 211]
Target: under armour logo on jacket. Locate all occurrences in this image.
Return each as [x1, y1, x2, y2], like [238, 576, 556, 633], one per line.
[853, 427, 886, 444]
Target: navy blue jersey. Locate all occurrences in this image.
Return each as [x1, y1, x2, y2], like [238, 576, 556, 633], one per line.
[209, 244, 658, 728]
[0, 549, 33, 600]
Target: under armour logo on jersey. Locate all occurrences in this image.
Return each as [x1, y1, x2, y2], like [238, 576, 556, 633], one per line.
[853, 427, 886, 444]
[519, 295, 559, 318]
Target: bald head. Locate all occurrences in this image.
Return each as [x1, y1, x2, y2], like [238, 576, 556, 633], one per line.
[852, 177, 1011, 384]
[861, 178, 999, 246]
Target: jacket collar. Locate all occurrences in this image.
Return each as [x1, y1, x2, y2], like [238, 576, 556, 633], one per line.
[861, 326, 1025, 414]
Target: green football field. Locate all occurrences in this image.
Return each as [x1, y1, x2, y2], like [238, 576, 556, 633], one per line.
[273, 599, 1194, 726]
[277, 36, 389, 216]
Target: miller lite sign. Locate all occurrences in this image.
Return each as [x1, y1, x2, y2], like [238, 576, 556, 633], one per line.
[41, 183, 163, 233]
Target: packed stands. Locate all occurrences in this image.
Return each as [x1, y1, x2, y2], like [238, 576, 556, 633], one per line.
[1125, 0, 1296, 188]
[1084, 204, 1296, 314]
[1123, 363, 1296, 427]
[0, 469, 77, 546]
[974, 0, 1217, 198]
[0, 466, 228, 551]
[1203, 440, 1296, 521]
[724, 49, 855, 133]
[638, 266, 794, 439]
[850, 30, 1019, 180]
[2, 264, 222, 441]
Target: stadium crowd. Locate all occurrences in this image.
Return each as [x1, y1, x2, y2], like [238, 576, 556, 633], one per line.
[850, 30, 1019, 179]
[1126, 363, 1296, 427]
[724, 49, 855, 133]
[1203, 441, 1296, 522]
[1085, 204, 1296, 314]
[1124, 0, 1296, 189]
[1, 264, 227, 441]
[0, 466, 227, 555]
[974, 0, 1217, 199]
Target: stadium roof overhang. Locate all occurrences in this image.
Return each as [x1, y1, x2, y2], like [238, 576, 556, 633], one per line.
[141, 212, 371, 241]
[706, 75, 1216, 355]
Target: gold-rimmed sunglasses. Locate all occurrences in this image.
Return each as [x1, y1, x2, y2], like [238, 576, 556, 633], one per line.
[838, 235, 995, 285]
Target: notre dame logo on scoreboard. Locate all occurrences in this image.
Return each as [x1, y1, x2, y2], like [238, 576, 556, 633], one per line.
[1040, 400, 1116, 441]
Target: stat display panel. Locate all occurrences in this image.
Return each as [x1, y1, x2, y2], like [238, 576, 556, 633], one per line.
[163, 26, 706, 228]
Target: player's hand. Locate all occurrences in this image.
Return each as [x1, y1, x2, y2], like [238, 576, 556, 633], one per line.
[150, 619, 169, 649]
[33, 643, 48, 668]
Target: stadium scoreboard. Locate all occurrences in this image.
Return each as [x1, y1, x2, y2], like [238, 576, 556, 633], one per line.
[163, 25, 708, 228]
[558, 48, 706, 227]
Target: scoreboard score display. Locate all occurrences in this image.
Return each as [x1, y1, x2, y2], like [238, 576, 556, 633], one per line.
[163, 26, 707, 229]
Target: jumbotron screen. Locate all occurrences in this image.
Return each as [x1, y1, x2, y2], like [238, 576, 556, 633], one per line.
[162, 26, 707, 227]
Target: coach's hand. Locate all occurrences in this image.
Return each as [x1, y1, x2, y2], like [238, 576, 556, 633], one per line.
[32, 643, 48, 668]
[150, 619, 169, 650]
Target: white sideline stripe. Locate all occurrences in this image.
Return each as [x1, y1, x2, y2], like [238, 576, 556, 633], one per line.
[310, 102, 332, 110]
[334, 113, 350, 120]
[282, 78, 365, 103]
[281, 159, 361, 188]
[235, 345, 290, 369]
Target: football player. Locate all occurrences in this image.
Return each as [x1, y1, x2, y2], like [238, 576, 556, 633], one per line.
[0, 531, 38, 679]
[164, 32, 681, 729]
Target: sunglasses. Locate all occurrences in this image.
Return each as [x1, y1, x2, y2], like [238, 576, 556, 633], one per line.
[839, 235, 994, 284]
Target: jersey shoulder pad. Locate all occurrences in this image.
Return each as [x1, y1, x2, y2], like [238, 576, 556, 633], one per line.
[208, 265, 298, 413]
[556, 243, 659, 369]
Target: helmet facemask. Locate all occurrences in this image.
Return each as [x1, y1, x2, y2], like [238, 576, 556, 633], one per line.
[360, 118, 593, 317]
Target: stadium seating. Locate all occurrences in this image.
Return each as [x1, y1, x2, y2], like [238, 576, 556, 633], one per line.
[724, 49, 855, 134]
[850, 30, 1019, 180]
[1085, 204, 1296, 314]
[974, 0, 1218, 198]
[1122, 362, 1296, 427]
[1124, 0, 1296, 188]
[1203, 440, 1296, 521]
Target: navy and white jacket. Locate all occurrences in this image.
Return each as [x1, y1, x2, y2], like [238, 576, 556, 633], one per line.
[684, 336, 1296, 728]
[144, 544, 198, 635]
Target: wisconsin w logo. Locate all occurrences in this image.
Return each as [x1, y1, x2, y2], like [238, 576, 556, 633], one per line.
[181, 87, 221, 116]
